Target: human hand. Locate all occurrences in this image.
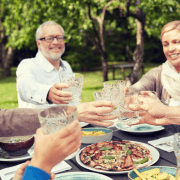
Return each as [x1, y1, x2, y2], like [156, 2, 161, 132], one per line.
[12, 161, 55, 180]
[125, 86, 129, 93]
[138, 91, 159, 100]
[12, 161, 29, 180]
[47, 82, 72, 104]
[129, 97, 171, 125]
[30, 121, 81, 174]
[77, 101, 117, 127]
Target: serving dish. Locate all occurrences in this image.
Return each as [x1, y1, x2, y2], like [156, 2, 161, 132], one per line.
[76, 140, 159, 174]
[0, 135, 34, 156]
[81, 127, 113, 144]
[0, 146, 34, 162]
[115, 123, 164, 134]
[55, 172, 113, 180]
[128, 166, 177, 180]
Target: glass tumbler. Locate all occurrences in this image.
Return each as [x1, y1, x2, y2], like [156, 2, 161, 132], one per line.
[94, 89, 123, 117]
[60, 73, 84, 105]
[103, 80, 125, 91]
[118, 91, 139, 125]
[103, 80, 125, 107]
[173, 133, 180, 180]
[38, 104, 79, 159]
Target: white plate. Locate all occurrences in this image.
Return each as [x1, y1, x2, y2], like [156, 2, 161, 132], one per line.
[76, 140, 159, 174]
[115, 123, 164, 134]
[65, 148, 80, 160]
[0, 147, 78, 162]
[0, 148, 33, 162]
[79, 122, 89, 127]
[55, 172, 113, 180]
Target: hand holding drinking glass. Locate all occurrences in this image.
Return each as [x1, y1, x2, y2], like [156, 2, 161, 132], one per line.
[94, 89, 122, 117]
[38, 104, 80, 160]
[60, 73, 84, 105]
[118, 92, 140, 125]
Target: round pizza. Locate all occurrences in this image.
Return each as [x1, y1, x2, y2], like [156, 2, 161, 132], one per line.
[80, 140, 152, 171]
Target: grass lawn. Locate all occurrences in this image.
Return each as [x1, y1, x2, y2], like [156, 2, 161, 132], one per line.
[0, 63, 160, 109]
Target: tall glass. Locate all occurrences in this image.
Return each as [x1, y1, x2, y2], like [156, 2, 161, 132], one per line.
[60, 73, 84, 105]
[103, 80, 125, 107]
[173, 133, 180, 179]
[103, 80, 125, 90]
[94, 89, 123, 117]
[38, 104, 79, 159]
[118, 91, 139, 125]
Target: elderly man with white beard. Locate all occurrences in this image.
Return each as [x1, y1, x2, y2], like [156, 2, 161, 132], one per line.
[16, 21, 116, 127]
[17, 21, 73, 109]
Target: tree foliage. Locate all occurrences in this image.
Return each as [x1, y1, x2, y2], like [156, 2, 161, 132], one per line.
[1, 0, 180, 81]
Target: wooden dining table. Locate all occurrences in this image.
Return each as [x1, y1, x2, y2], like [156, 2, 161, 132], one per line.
[0, 124, 177, 180]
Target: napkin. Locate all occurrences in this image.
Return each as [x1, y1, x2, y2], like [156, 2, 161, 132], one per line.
[148, 135, 174, 152]
[0, 161, 72, 180]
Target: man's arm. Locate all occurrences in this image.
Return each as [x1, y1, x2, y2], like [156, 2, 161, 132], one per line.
[17, 60, 73, 105]
[16, 60, 52, 105]
[0, 108, 40, 137]
[76, 101, 117, 127]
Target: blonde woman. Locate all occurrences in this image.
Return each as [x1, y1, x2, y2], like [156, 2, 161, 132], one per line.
[129, 20, 180, 107]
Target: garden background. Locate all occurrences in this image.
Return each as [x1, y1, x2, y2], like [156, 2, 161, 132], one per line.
[0, 0, 180, 109]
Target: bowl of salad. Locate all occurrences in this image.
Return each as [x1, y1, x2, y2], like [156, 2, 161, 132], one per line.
[0, 135, 34, 156]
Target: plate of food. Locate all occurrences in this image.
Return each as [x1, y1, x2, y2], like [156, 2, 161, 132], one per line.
[76, 140, 159, 174]
[0, 146, 33, 162]
[115, 123, 164, 134]
[128, 166, 177, 180]
[0, 135, 34, 162]
[55, 172, 113, 180]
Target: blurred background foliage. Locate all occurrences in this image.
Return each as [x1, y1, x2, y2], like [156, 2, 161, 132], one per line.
[0, 0, 180, 73]
[1, 0, 179, 109]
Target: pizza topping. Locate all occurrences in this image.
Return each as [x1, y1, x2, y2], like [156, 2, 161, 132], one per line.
[104, 155, 115, 160]
[113, 144, 122, 151]
[131, 149, 144, 158]
[121, 154, 134, 168]
[99, 147, 113, 151]
[89, 148, 98, 154]
[94, 151, 102, 159]
[135, 157, 148, 164]
[126, 150, 132, 155]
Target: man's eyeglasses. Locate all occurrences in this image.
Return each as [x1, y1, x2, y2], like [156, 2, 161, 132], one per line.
[39, 36, 65, 43]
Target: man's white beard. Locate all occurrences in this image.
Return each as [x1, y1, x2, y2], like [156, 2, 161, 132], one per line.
[40, 43, 65, 61]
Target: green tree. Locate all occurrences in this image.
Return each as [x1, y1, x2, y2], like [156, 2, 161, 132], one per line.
[1, 0, 180, 83]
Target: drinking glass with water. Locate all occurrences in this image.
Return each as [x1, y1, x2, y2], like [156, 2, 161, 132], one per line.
[38, 105, 79, 159]
[60, 73, 84, 106]
[173, 133, 180, 179]
[118, 91, 140, 125]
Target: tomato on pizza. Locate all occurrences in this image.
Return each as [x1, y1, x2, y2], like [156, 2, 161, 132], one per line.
[80, 141, 152, 171]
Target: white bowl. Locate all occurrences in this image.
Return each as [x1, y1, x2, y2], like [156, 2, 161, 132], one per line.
[81, 128, 113, 144]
